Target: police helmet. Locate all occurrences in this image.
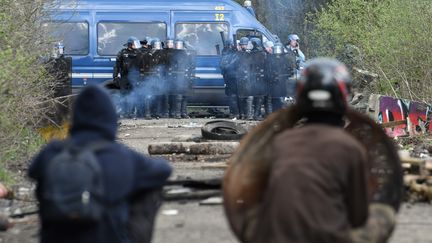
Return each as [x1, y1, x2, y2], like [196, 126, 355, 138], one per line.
[288, 34, 300, 43]
[272, 43, 284, 54]
[250, 37, 262, 47]
[296, 58, 352, 115]
[263, 41, 274, 49]
[151, 38, 162, 50]
[174, 39, 184, 50]
[166, 39, 174, 49]
[127, 36, 142, 49]
[239, 37, 249, 46]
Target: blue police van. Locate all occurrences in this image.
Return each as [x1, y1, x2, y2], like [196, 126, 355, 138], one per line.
[44, 0, 277, 105]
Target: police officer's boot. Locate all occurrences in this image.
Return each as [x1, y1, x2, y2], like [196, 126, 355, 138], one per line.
[253, 96, 264, 120]
[144, 96, 152, 120]
[154, 95, 163, 119]
[245, 96, 254, 120]
[229, 95, 239, 119]
[168, 95, 175, 118]
[181, 96, 189, 118]
[173, 95, 182, 119]
[264, 96, 272, 117]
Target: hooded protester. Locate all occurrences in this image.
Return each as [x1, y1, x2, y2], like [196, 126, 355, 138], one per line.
[29, 85, 172, 243]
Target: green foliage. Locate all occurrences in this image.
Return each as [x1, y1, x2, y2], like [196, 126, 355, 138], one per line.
[309, 0, 432, 102]
[0, 0, 53, 178]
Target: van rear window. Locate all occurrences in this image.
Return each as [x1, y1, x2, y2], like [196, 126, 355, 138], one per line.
[43, 22, 89, 55]
[175, 23, 228, 55]
[98, 22, 167, 56]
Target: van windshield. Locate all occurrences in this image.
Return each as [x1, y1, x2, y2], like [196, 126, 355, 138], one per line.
[43, 22, 89, 55]
[98, 22, 167, 56]
[176, 23, 228, 55]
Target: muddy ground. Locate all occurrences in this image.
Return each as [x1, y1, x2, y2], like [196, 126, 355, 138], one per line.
[1, 118, 432, 243]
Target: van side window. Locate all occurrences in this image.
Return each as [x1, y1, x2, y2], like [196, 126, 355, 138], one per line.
[43, 22, 89, 55]
[97, 22, 167, 56]
[175, 23, 228, 56]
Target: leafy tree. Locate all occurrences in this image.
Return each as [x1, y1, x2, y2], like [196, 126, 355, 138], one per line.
[0, 0, 53, 182]
[310, 0, 432, 102]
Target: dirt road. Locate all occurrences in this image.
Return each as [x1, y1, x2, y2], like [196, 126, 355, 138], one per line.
[1, 118, 432, 243]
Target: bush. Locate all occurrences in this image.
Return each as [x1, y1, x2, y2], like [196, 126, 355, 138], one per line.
[0, 0, 54, 179]
[309, 0, 432, 102]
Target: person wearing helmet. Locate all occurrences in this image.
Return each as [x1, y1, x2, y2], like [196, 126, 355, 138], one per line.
[234, 37, 254, 120]
[264, 42, 296, 115]
[165, 39, 190, 119]
[221, 39, 240, 119]
[113, 36, 141, 91]
[250, 58, 370, 243]
[150, 38, 168, 118]
[249, 37, 266, 120]
[238, 37, 250, 52]
[286, 34, 306, 78]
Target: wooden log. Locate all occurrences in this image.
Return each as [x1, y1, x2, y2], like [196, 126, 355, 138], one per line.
[154, 154, 231, 163]
[148, 142, 239, 155]
[163, 189, 221, 201]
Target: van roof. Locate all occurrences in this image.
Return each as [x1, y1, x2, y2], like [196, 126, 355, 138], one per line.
[53, 0, 244, 11]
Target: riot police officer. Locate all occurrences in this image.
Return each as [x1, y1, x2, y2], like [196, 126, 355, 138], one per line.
[165, 38, 182, 118]
[286, 34, 306, 78]
[139, 38, 167, 118]
[113, 36, 142, 118]
[235, 37, 254, 120]
[220, 40, 240, 119]
[177, 39, 196, 118]
[113, 36, 141, 91]
[266, 43, 296, 112]
[249, 37, 266, 120]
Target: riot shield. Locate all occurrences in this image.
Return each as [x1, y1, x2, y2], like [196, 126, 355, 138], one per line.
[166, 49, 189, 94]
[235, 51, 254, 97]
[223, 107, 403, 242]
[250, 51, 266, 96]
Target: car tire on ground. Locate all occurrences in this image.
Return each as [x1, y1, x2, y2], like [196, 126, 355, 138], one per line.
[201, 120, 247, 140]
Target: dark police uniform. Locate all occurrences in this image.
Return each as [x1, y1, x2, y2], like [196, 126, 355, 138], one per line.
[266, 51, 296, 112]
[221, 45, 240, 118]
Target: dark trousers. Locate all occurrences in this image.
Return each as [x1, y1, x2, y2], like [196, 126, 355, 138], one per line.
[128, 190, 163, 243]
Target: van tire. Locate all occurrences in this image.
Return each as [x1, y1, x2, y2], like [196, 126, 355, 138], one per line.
[201, 120, 247, 140]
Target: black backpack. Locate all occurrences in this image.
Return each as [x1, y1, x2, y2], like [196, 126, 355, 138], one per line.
[40, 140, 109, 224]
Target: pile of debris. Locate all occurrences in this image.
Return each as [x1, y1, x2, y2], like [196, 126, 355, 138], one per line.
[398, 138, 432, 202]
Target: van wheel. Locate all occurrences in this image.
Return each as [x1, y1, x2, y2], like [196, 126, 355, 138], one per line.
[201, 120, 247, 140]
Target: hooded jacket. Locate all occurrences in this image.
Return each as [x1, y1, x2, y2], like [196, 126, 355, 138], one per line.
[29, 85, 172, 243]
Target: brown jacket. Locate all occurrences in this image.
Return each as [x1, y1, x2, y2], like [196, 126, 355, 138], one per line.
[253, 124, 369, 243]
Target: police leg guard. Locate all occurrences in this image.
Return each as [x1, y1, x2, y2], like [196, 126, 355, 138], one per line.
[253, 96, 264, 120]
[173, 95, 182, 119]
[229, 95, 240, 119]
[159, 95, 169, 118]
[271, 97, 284, 112]
[239, 97, 246, 120]
[168, 95, 175, 118]
[181, 96, 189, 118]
[144, 96, 152, 120]
[245, 96, 254, 120]
[264, 96, 272, 117]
